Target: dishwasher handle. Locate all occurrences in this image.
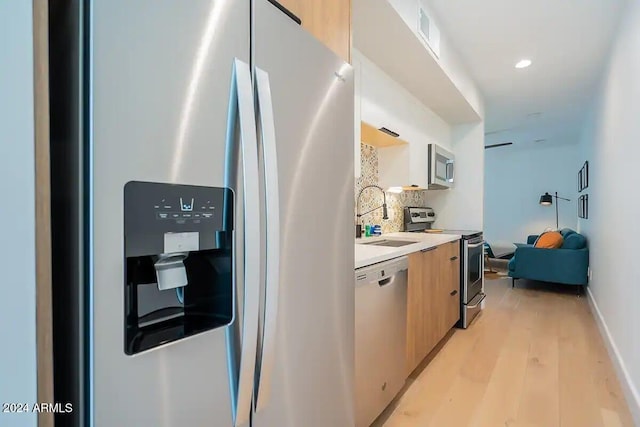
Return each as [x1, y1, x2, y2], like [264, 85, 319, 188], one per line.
[378, 268, 407, 287]
[378, 276, 393, 287]
[355, 257, 409, 287]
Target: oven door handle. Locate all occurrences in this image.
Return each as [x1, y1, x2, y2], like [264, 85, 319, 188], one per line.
[466, 293, 486, 309]
[468, 241, 485, 249]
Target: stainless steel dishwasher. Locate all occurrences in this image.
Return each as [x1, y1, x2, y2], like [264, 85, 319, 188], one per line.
[355, 256, 408, 427]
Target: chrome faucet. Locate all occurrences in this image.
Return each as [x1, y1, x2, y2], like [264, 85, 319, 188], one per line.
[356, 185, 389, 237]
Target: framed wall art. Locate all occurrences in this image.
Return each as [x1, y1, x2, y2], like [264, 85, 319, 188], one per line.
[578, 194, 589, 219]
[579, 161, 589, 192]
[578, 169, 583, 192]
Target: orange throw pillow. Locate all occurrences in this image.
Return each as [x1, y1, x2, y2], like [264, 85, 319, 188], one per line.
[534, 231, 564, 249]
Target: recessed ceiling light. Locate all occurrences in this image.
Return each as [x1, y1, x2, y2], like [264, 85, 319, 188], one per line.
[515, 59, 532, 69]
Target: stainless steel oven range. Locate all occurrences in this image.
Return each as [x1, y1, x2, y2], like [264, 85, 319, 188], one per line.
[403, 207, 486, 328]
[458, 232, 485, 328]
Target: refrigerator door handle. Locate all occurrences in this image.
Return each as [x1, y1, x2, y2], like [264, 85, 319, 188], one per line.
[225, 58, 261, 427]
[254, 66, 281, 412]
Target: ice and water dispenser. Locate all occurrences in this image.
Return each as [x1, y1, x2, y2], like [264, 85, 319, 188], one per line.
[124, 181, 234, 354]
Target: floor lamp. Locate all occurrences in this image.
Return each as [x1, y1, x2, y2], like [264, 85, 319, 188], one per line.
[539, 191, 571, 230]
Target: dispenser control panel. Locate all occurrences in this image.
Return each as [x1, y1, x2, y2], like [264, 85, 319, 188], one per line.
[153, 193, 217, 223]
[124, 181, 233, 257]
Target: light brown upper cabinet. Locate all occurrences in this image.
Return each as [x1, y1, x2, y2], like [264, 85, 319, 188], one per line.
[277, 0, 351, 62]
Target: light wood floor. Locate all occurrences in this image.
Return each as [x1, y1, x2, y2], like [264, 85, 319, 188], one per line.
[372, 275, 635, 427]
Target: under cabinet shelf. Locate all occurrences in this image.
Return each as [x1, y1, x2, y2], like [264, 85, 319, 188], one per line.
[360, 122, 408, 148]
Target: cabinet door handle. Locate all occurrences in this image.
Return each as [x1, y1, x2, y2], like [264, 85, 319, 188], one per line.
[450, 290, 458, 296]
[450, 256, 458, 261]
[421, 247, 436, 252]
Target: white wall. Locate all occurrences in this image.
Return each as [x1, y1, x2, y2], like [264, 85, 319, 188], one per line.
[355, 49, 452, 149]
[483, 142, 578, 244]
[388, 0, 485, 118]
[355, 46, 485, 231]
[0, 2, 38, 427]
[355, 47, 451, 190]
[429, 121, 485, 231]
[577, 0, 640, 421]
[382, 0, 486, 231]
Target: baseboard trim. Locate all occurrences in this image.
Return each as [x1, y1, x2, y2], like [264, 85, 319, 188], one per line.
[586, 287, 640, 424]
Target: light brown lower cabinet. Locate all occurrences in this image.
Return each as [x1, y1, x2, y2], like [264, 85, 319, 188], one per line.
[442, 242, 461, 330]
[406, 241, 460, 376]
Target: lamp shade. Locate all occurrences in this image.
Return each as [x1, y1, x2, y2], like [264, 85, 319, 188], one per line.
[539, 192, 553, 205]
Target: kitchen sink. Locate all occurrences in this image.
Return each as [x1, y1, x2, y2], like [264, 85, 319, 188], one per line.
[360, 239, 417, 247]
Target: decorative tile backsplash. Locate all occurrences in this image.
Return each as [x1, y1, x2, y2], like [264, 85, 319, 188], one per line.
[355, 144, 430, 233]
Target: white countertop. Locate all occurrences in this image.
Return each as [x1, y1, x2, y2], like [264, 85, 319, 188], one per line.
[355, 232, 461, 269]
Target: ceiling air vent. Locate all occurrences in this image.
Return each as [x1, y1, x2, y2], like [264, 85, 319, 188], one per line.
[418, 4, 441, 58]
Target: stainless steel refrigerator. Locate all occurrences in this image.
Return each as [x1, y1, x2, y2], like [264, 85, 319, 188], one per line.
[49, 1, 355, 426]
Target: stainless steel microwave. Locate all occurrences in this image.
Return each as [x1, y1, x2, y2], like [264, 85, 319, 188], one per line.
[428, 144, 455, 189]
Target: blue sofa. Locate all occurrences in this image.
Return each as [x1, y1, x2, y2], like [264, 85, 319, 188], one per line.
[508, 228, 589, 288]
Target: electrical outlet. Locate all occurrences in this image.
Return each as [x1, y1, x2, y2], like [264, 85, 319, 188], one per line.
[588, 267, 593, 281]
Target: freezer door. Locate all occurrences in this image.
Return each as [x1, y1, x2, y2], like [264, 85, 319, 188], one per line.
[252, 1, 355, 426]
[88, 1, 251, 426]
